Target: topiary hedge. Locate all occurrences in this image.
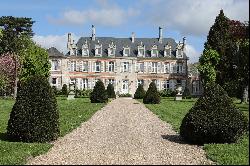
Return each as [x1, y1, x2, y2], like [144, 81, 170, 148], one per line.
[61, 84, 68, 96]
[90, 80, 108, 103]
[143, 82, 160, 104]
[106, 83, 116, 98]
[134, 84, 146, 99]
[7, 75, 60, 143]
[180, 82, 248, 145]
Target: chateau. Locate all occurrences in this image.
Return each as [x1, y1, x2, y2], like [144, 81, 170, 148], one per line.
[48, 25, 201, 97]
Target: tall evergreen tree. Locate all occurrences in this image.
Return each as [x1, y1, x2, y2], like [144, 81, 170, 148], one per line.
[134, 84, 146, 99]
[106, 83, 116, 98]
[143, 82, 160, 104]
[90, 80, 108, 103]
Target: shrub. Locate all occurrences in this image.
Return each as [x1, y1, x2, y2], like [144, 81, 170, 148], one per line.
[7, 75, 60, 143]
[143, 82, 161, 104]
[134, 84, 146, 99]
[106, 83, 116, 98]
[83, 89, 93, 97]
[180, 83, 248, 145]
[90, 80, 108, 103]
[170, 89, 177, 97]
[51, 86, 58, 95]
[61, 84, 68, 96]
[182, 87, 191, 99]
[118, 93, 132, 97]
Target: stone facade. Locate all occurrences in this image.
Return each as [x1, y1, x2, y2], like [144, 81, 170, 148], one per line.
[49, 26, 191, 97]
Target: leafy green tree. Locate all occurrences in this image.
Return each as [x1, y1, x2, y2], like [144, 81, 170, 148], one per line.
[143, 82, 160, 104]
[106, 83, 116, 98]
[198, 48, 220, 85]
[19, 39, 50, 80]
[90, 80, 108, 103]
[7, 75, 60, 143]
[134, 84, 146, 99]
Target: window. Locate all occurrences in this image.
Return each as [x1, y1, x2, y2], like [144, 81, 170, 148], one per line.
[164, 44, 171, 57]
[137, 62, 144, 72]
[51, 60, 59, 70]
[71, 61, 76, 71]
[95, 41, 102, 56]
[152, 62, 157, 73]
[138, 48, 145, 57]
[151, 49, 158, 57]
[192, 81, 199, 94]
[82, 78, 88, 89]
[164, 62, 170, 73]
[108, 48, 115, 56]
[108, 62, 114, 72]
[52, 78, 57, 84]
[177, 63, 183, 73]
[163, 80, 170, 90]
[123, 62, 129, 72]
[95, 61, 101, 72]
[108, 79, 115, 85]
[82, 61, 88, 72]
[123, 48, 130, 56]
[82, 48, 89, 56]
[70, 78, 76, 84]
[137, 79, 144, 87]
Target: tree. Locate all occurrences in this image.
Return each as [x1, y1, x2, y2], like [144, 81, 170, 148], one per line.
[198, 48, 220, 86]
[61, 84, 68, 96]
[90, 80, 108, 103]
[0, 16, 34, 55]
[143, 82, 160, 104]
[7, 75, 60, 143]
[180, 83, 248, 145]
[134, 84, 146, 99]
[106, 83, 116, 98]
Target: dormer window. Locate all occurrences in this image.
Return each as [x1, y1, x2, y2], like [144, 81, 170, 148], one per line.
[164, 43, 171, 57]
[176, 42, 183, 58]
[108, 41, 116, 56]
[151, 44, 158, 57]
[137, 41, 145, 57]
[123, 46, 130, 56]
[95, 40, 102, 56]
[82, 40, 89, 57]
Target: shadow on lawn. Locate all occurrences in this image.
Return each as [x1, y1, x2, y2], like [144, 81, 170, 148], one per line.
[161, 134, 196, 145]
[0, 132, 9, 141]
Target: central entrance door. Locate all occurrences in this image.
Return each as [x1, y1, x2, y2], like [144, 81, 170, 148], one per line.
[122, 80, 129, 94]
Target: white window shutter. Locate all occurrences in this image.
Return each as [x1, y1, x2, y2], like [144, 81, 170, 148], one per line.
[161, 62, 164, 73]
[173, 63, 177, 73]
[135, 62, 138, 72]
[88, 79, 91, 89]
[170, 63, 173, 73]
[129, 62, 132, 73]
[148, 62, 152, 73]
[88, 61, 91, 72]
[101, 61, 104, 72]
[106, 61, 109, 72]
[114, 62, 117, 73]
[79, 61, 83, 72]
[67, 61, 71, 71]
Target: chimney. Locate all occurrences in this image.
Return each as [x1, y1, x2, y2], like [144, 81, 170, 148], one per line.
[183, 37, 186, 45]
[131, 32, 135, 43]
[159, 26, 163, 43]
[67, 33, 72, 50]
[92, 25, 96, 41]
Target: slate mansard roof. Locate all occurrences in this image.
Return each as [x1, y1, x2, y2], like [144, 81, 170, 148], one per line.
[47, 47, 64, 57]
[64, 37, 187, 59]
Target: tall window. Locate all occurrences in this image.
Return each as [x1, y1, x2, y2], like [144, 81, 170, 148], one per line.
[151, 44, 158, 57]
[82, 61, 88, 72]
[123, 62, 129, 72]
[51, 60, 59, 70]
[163, 80, 170, 90]
[138, 48, 145, 57]
[82, 48, 89, 56]
[71, 61, 76, 71]
[152, 62, 157, 73]
[177, 63, 183, 73]
[83, 78, 88, 89]
[52, 78, 57, 85]
[108, 61, 114, 72]
[95, 41, 102, 56]
[137, 62, 144, 72]
[164, 62, 170, 73]
[95, 61, 101, 72]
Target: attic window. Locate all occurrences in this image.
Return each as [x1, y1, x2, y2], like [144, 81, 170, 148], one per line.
[108, 41, 116, 56]
[176, 43, 183, 58]
[137, 42, 145, 57]
[123, 46, 130, 56]
[82, 40, 89, 56]
[151, 44, 158, 57]
[95, 40, 102, 56]
[164, 43, 171, 57]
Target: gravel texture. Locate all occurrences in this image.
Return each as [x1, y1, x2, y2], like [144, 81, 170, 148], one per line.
[27, 98, 214, 165]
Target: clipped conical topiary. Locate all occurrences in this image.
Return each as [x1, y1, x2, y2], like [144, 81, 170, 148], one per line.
[106, 83, 116, 98]
[90, 80, 108, 103]
[180, 82, 248, 145]
[143, 82, 160, 104]
[61, 84, 68, 96]
[7, 75, 60, 143]
[134, 84, 146, 99]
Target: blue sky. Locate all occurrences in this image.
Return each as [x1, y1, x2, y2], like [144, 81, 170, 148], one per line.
[0, 0, 249, 63]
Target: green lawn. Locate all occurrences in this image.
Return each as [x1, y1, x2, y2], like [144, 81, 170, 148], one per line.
[143, 97, 249, 165]
[0, 97, 105, 165]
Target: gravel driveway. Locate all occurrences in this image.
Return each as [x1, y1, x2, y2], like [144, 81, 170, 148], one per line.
[27, 98, 214, 165]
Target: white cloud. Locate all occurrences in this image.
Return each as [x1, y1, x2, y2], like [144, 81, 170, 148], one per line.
[48, 2, 139, 27]
[139, 0, 249, 36]
[32, 33, 80, 54]
[185, 44, 201, 63]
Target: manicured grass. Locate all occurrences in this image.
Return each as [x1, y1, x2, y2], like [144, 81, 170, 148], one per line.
[143, 97, 249, 165]
[0, 97, 105, 165]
